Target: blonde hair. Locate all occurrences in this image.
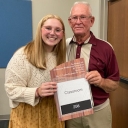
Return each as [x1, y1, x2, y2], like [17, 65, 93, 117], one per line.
[24, 14, 66, 69]
[70, 1, 92, 16]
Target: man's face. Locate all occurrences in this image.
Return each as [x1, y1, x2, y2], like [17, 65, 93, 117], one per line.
[68, 4, 94, 37]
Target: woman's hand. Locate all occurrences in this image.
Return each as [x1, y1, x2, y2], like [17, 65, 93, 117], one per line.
[36, 82, 57, 97]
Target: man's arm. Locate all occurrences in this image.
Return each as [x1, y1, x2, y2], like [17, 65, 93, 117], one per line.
[97, 78, 119, 93]
[85, 70, 119, 93]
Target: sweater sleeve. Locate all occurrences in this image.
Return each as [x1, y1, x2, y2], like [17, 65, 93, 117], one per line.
[5, 48, 39, 107]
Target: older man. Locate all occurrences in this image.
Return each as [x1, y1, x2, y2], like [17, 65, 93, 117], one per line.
[66, 1, 120, 128]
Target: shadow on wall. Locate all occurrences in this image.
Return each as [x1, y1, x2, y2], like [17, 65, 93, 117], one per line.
[0, 115, 10, 128]
[0, 120, 9, 128]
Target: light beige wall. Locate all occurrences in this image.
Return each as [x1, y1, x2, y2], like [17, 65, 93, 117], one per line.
[0, 69, 11, 115]
[32, 0, 102, 39]
[0, 0, 107, 115]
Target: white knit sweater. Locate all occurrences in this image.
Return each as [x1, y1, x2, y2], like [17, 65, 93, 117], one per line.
[5, 47, 57, 108]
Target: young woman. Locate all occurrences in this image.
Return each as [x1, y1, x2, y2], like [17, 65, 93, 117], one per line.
[5, 14, 66, 128]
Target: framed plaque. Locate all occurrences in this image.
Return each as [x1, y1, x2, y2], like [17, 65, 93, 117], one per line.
[50, 58, 94, 121]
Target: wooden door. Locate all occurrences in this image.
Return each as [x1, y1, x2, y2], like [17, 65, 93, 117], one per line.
[108, 0, 128, 78]
[109, 83, 128, 128]
[107, 0, 128, 128]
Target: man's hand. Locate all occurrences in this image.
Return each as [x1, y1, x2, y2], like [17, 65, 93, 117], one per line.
[85, 71, 119, 93]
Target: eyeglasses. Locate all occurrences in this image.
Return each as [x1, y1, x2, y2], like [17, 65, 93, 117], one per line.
[68, 15, 92, 23]
[42, 26, 63, 34]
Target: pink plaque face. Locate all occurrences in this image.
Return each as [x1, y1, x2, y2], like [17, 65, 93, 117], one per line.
[50, 58, 94, 121]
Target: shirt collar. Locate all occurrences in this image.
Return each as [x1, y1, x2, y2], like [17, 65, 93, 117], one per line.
[69, 31, 97, 46]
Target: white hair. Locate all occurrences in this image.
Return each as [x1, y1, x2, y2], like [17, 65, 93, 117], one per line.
[69, 1, 92, 16]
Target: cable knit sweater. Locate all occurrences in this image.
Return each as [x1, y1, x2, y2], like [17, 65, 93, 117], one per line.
[5, 47, 57, 108]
